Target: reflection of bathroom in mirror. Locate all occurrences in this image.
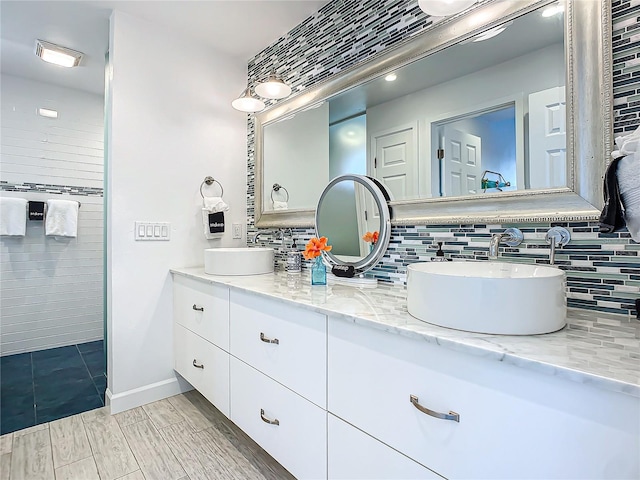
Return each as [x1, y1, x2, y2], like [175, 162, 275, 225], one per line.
[262, 2, 565, 209]
[317, 181, 377, 262]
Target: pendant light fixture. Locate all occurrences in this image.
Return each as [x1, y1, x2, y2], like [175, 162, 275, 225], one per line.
[417, 0, 477, 17]
[231, 87, 265, 113]
[254, 74, 292, 100]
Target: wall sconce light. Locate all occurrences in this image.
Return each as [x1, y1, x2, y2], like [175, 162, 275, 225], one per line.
[255, 74, 292, 100]
[472, 21, 513, 42]
[417, 0, 477, 17]
[231, 87, 265, 113]
[35, 40, 83, 68]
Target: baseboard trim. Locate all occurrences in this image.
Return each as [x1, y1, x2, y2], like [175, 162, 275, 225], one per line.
[106, 375, 193, 414]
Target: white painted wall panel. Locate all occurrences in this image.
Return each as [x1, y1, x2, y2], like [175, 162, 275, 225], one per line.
[107, 10, 247, 412]
[0, 74, 104, 356]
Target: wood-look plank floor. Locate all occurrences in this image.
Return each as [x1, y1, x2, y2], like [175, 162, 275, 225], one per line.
[0, 390, 295, 480]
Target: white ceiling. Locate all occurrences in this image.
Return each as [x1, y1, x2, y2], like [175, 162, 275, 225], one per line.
[0, 0, 329, 96]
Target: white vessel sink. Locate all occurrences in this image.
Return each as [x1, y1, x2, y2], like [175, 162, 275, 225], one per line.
[407, 262, 566, 335]
[204, 248, 274, 276]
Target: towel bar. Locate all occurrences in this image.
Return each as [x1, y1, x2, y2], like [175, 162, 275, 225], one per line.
[200, 176, 224, 198]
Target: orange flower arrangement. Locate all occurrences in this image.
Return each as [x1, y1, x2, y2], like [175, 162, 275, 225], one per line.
[303, 236, 332, 260]
[362, 231, 379, 244]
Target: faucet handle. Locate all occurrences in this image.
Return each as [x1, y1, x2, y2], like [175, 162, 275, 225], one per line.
[545, 227, 570, 247]
[502, 227, 524, 247]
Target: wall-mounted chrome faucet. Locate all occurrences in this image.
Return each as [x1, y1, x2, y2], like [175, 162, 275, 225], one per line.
[488, 228, 523, 260]
[545, 227, 571, 265]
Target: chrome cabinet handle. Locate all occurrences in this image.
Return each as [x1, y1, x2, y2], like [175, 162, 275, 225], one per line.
[192, 359, 204, 369]
[410, 394, 459, 422]
[260, 409, 280, 425]
[260, 332, 279, 344]
[192, 304, 204, 312]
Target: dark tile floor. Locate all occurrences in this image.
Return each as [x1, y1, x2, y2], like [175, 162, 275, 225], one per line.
[0, 340, 106, 435]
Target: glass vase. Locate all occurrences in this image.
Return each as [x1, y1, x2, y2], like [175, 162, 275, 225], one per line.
[311, 256, 327, 285]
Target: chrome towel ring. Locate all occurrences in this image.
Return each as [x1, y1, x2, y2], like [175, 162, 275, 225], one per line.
[200, 176, 224, 198]
[271, 183, 289, 202]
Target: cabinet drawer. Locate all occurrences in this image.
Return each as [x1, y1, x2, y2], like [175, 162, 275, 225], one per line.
[173, 275, 229, 351]
[230, 290, 326, 407]
[230, 357, 326, 480]
[174, 323, 229, 417]
[328, 318, 639, 479]
[328, 414, 442, 479]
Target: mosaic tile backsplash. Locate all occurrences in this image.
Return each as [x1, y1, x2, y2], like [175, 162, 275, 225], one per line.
[0, 181, 104, 197]
[246, 0, 640, 318]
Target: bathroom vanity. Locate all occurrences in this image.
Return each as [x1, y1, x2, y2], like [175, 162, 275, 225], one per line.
[171, 268, 639, 480]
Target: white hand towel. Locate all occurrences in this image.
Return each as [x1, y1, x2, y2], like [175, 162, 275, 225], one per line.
[45, 199, 79, 237]
[0, 197, 27, 236]
[618, 151, 640, 242]
[612, 125, 640, 158]
[203, 196, 229, 213]
[273, 200, 288, 210]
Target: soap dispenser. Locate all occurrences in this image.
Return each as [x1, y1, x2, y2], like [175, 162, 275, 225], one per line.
[431, 242, 449, 262]
[286, 237, 302, 273]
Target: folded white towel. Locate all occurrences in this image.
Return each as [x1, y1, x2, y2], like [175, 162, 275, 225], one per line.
[273, 200, 288, 210]
[618, 151, 640, 242]
[203, 196, 229, 213]
[0, 197, 27, 236]
[45, 199, 79, 237]
[612, 125, 640, 158]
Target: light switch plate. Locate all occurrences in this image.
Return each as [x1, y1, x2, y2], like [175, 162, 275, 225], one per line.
[232, 223, 243, 239]
[135, 222, 170, 241]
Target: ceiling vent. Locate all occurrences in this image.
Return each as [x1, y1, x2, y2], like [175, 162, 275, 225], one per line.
[35, 40, 83, 68]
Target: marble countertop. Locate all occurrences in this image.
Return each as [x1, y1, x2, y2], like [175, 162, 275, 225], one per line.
[171, 267, 640, 398]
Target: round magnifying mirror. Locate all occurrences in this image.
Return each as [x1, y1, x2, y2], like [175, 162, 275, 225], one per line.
[315, 174, 391, 273]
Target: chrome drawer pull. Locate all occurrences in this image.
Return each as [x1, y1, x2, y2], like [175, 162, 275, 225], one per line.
[260, 332, 279, 344]
[192, 359, 204, 369]
[192, 304, 204, 312]
[410, 394, 459, 422]
[260, 409, 280, 425]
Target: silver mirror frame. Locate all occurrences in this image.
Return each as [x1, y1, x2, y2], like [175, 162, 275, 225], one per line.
[315, 174, 392, 272]
[254, 0, 611, 228]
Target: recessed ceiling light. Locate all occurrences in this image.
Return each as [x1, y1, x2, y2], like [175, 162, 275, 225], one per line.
[541, 4, 564, 17]
[38, 108, 58, 119]
[385, 73, 397, 82]
[35, 40, 83, 68]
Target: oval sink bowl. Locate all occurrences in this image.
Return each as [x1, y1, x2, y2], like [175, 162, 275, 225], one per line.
[204, 248, 274, 276]
[407, 262, 566, 335]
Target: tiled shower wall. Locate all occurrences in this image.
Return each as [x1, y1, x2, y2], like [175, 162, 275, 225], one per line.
[247, 0, 640, 317]
[0, 75, 104, 355]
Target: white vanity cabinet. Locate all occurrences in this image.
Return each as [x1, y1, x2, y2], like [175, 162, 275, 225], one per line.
[229, 290, 327, 408]
[328, 414, 442, 479]
[228, 290, 328, 479]
[328, 317, 640, 480]
[173, 275, 229, 350]
[171, 271, 639, 480]
[172, 276, 230, 416]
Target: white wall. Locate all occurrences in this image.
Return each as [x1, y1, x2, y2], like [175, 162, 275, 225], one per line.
[107, 10, 247, 412]
[0, 75, 104, 355]
[367, 43, 564, 198]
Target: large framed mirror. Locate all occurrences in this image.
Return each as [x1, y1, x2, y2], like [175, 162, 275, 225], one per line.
[254, 0, 611, 228]
[316, 174, 392, 273]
